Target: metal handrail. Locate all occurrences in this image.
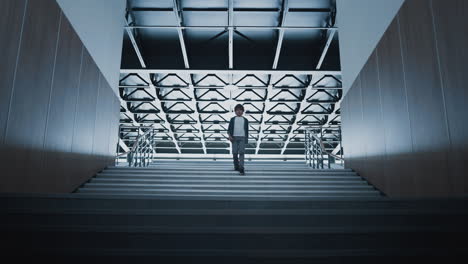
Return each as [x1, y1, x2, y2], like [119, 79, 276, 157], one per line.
[304, 127, 344, 169]
[116, 127, 156, 167]
[313, 134, 343, 161]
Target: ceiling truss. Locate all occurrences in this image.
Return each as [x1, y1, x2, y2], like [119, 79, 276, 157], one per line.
[119, 0, 342, 157]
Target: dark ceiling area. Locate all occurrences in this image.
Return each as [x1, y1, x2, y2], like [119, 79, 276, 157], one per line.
[119, 0, 342, 158]
[122, 0, 340, 70]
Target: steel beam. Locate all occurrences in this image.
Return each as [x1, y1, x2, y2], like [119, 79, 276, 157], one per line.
[280, 84, 315, 155]
[130, 7, 331, 13]
[172, 0, 190, 69]
[146, 81, 182, 154]
[125, 26, 337, 30]
[124, 19, 146, 68]
[121, 69, 341, 76]
[299, 25, 342, 155]
[120, 102, 139, 125]
[155, 86, 343, 90]
[118, 138, 130, 152]
[118, 83, 140, 126]
[120, 1, 342, 157]
[272, 30, 285, 69]
[272, 0, 289, 69]
[316, 29, 337, 70]
[228, 0, 234, 69]
[255, 85, 274, 154]
[124, 17, 181, 154]
[323, 100, 341, 127]
[331, 143, 341, 155]
[186, 78, 207, 154]
[151, 153, 305, 160]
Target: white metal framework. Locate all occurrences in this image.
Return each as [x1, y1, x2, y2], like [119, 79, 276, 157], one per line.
[119, 0, 342, 158]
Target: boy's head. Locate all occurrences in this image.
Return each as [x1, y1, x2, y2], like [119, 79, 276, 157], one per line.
[234, 104, 244, 116]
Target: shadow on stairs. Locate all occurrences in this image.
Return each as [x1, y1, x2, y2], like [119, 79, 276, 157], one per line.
[1, 160, 467, 262]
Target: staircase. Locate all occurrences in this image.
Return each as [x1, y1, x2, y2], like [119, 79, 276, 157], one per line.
[2, 160, 468, 261]
[75, 160, 383, 199]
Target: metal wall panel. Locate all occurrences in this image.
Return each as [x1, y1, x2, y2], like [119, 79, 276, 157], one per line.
[347, 74, 365, 174]
[108, 96, 121, 165]
[398, 0, 450, 196]
[93, 72, 115, 170]
[376, 17, 415, 196]
[0, 0, 26, 143]
[343, 0, 467, 197]
[101, 80, 114, 166]
[0, 0, 125, 193]
[359, 51, 386, 191]
[69, 48, 100, 190]
[42, 12, 83, 192]
[340, 95, 350, 169]
[3, 0, 61, 192]
[72, 49, 99, 155]
[431, 0, 468, 194]
[93, 73, 109, 167]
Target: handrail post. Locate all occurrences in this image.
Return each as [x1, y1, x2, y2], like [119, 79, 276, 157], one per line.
[339, 126, 344, 167]
[309, 130, 312, 168]
[116, 126, 157, 167]
[308, 129, 310, 167]
[304, 126, 344, 170]
[319, 137, 323, 169]
[314, 137, 318, 169]
[304, 128, 308, 167]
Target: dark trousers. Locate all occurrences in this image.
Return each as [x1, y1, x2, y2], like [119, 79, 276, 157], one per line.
[232, 136, 245, 169]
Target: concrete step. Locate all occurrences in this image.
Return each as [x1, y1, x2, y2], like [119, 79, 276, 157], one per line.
[100, 169, 357, 176]
[107, 166, 353, 173]
[4, 212, 467, 231]
[90, 178, 370, 186]
[5, 208, 468, 228]
[76, 191, 380, 199]
[84, 163, 376, 199]
[98, 170, 359, 176]
[76, 188, 382, 197]
[148, 161, 309, 166]
[99, 172, 359, 177]
[82, 182, 376, 191]
[71, 193, 387, 201]
[95, 174, 364, 181]
[4, 227, 467, 258]
[3, 194, 467, 212]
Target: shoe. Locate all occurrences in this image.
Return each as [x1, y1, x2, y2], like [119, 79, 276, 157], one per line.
[239, 169, 245, 175]
[234, 166, 239, 171]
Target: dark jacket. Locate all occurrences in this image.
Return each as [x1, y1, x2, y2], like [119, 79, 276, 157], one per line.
[227, 116, 249, 144]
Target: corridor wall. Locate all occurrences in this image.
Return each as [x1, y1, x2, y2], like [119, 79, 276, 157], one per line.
[0, 0, 120, 193]
[341, 0, 468, 197]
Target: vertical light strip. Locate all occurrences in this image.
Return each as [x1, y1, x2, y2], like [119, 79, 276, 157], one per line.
[4, 0, 29, 143]
[228, 0, 234, 69]
[70, 46, 85, 153]
[375, 47, 388, 170]
[396, 14, 414, 154]
[172, 0, 190, 69]
[92, 74, 102, 155]
[272, 0, 289, 69]
[429, 0, 453, 190]
[316, 29, 336, 70]
[429, 0, 452, 149]
[125, 28, 147, 68]
[42, 10, 63, 150]
[124, 16, 181, 153]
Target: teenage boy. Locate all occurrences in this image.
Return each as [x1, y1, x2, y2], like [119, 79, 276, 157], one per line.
[227, 104, 249, 175]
